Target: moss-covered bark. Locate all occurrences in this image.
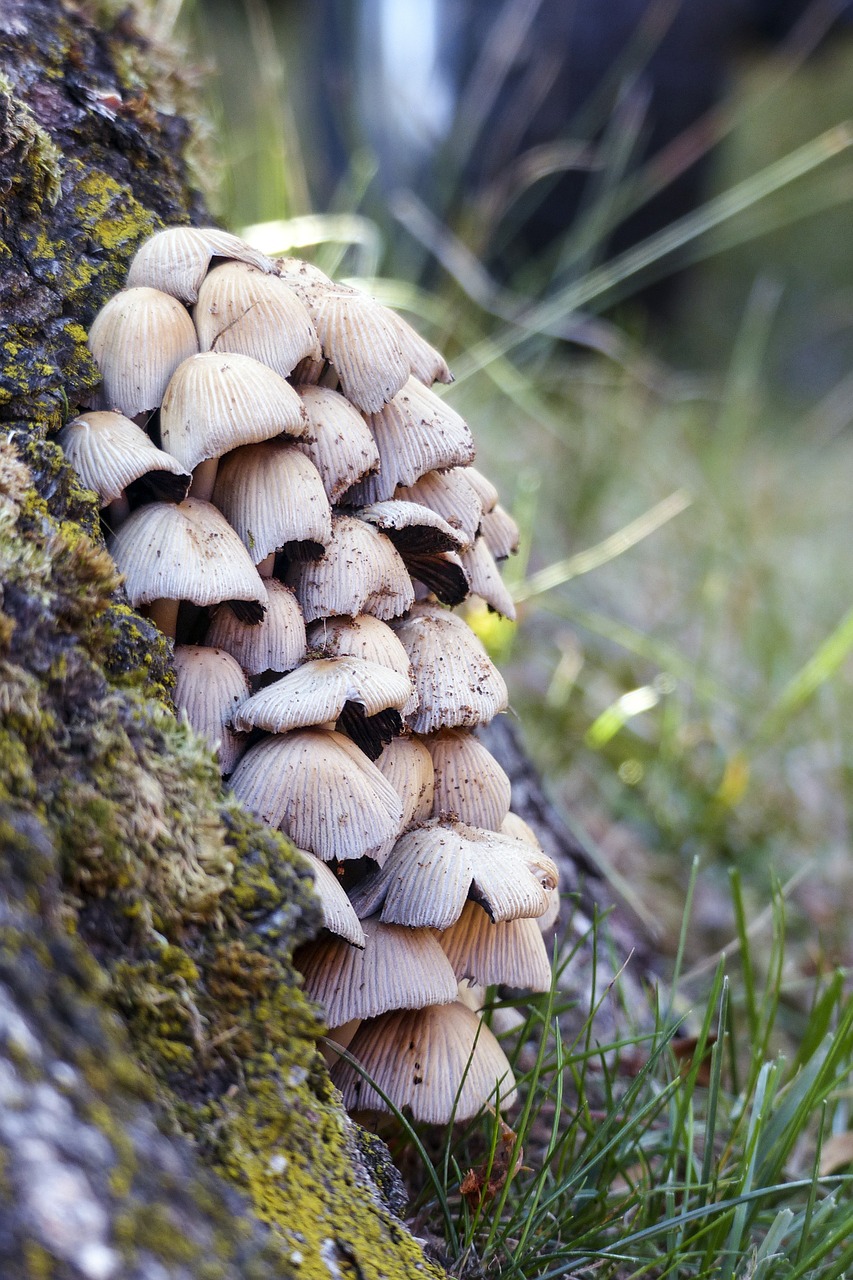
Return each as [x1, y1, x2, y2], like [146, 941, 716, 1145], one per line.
[0, 2, 444, 1275]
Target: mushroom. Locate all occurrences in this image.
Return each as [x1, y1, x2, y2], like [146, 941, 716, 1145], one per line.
[329, 1001, 517, 1122]
[205, 579, 307, 678]
[459, 536, 517, 620]
[194, 261, 321, 379]
[349, 818, 559, 929]
[373, 735, 435, 832]
[392, 603, 508, 733]
[297, 852, 366, 947]
[232, 656, 413, 759]
[501, 813, 561, 931]
[126, 225, 275, 302]
[306, 614, 418, 717]
[88, 286, 198, 418]
[425, 728, 512, 830]
[172, 645, 251, 775]
[356, 499, 471, 606]
[212, 441, 332, 574]
[108, 496, 268, 638]
[57, 410, 190, 527]
[387, 310, 453, 388]
[159, 351, 307, 502]
[481, 503, 520, 561]
[295, 384, 380, 502]
[437, 901, 552, 992]
[228, 727, 403, 862]
[287, 514, 414, 623]
[395, 468, 482, 549]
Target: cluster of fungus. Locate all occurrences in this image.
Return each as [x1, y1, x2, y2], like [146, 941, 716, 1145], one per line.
[63, 225, 559, 1125]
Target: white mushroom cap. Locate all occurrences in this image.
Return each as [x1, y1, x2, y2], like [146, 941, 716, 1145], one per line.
[298, 851, 366, 947]
[228, 728, 403, 862]
[425, 728, 512, 830]
[481, 503, 520, 561]
[205, 580, 306, 676]
[462, 466, 499, 514]
[345, 379, 476, 504]
[287, 514, 414, 624]
[172, 645, 251, 774]
[330, 1002, 517, 1121]
[194, 262, 321, 377]
[395, 469, 482, 549]
[373, 735, 435, 832]
[306, 614, 417, 717]
[387, 310, 452, 387]
[500, 813, 561, 931]
[437, 902, 552, 992]
[459, 537, 517, 620]
[349, 819, 559, 929]
[295, 385, 380, 502]
[296, 916, 457, 1026]
[88, 286, 198, 417]
[212, 441, 332, 565]
[57, 411, 189, 506]
[356, 500, 467, 554]
[232, 656, 413, 758]
[108, 497, 268, 615]
[392, 603, 508, 733]
[126, 226, 275, 303]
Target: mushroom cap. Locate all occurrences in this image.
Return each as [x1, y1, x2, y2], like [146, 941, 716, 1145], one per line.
[295, 384, 380, 502]
[388, 310, 453, 387]
[461, 465, 499, 514]
[205, 579, 306, 675]
[57, 411, 189, 506]
[172, 645, 251, 774]
[500, 812, 561, 931]
[349, 818, 559, 929]
[160, 351, 307, 472]
[88, 286, 198, 417]
[345, 379, 476, 504]
[194, 262, 321, 377]
[298, 852, 366, 947]
[356, 500, 467, 555]
[108, 497, 268, 612]
[373, 735, 435, 832]
[392, 603, 508, 733]
[330, 1002, 517, 1121]
[395, 469, 482, 549]
[481, 503, 520, 561]
[306, 614, 417, 717]
[287, 514, 414, 624]
[232, 656, 413, 735]
[126, 226, 275, 303]
[228, 728, 403, 862]
[437, 901, 552, 991]
[425, 728, 511, 830]
[212, 441, 331, 564]
[459, 537, 517, 620]
[296, 916, 457, 1026]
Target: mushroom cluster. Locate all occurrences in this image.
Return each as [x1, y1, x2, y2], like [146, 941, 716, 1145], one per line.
[70, 225, 559, 1125]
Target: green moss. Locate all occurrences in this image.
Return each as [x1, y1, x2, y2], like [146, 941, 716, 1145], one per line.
[0, 73, 63, 210]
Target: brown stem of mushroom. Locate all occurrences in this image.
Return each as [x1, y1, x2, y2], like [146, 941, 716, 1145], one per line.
[320, 1018, 360, 1067]
[146, 596, 180, 639]
[105, 492, 131, 529]
[190, 457, 219, 502]
[257, 551, 276, 578]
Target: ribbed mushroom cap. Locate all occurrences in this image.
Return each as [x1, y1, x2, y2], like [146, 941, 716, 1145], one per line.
[228, 728, 403, 862]
[295, 385, 380, 502]
[460, 537, 517, 620]
[296, 916, 457, 1026]
[437, 902, 552, 992]
[462, 466, 499, 514]
[407, 549, 471, 608]
[306, 615, 418, 717]
[194, 262, 321, 377]
[283, 269, 409, 413]
[126, 226, 275, 303]
[232, 656, 412, 737]
[205, 579, 306, 675]
[349, 819, 559, 929]
[356, 500, 467, 554]
[395, 469, 482, 549]
[330, 1002, 517, 1121]
[500, 813, 561, 931]
[108, 497, 268, 614]
[392, 603, 508, 733]
[172, 645, 251, 774]
[88, 286, 198, 417]
[345, 379, 476, 504]
[425, 728, 511, 830]
[57, 411, 190, 506]
[287, 514, 414, 623]
[388, 311, 453, 387]
[160, 351, 307, 473]
[211, 442, 331, 564]
[298, 851, 365, 947]
[481, 503, 520, 561]
[373, 735, 435, 831]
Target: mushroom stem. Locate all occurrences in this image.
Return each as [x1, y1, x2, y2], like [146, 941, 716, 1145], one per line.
[257, 551, 276, 578]
[321, 1018, 361, 1067]
[146, 597, 181, 639]
[105, 492, 131, 529]
[190, 457, 219, 502]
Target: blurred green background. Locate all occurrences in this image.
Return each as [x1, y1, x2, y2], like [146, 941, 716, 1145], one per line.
[177, 0, 853, 986]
